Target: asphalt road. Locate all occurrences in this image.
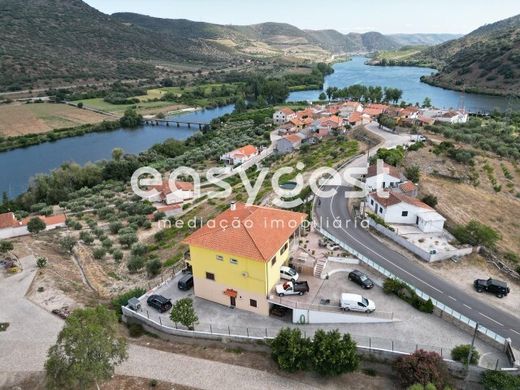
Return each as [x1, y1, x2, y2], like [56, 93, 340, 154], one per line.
[315, 124, 520, 348]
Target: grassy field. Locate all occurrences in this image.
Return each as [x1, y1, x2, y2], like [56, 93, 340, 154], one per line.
[0, 102, 112, 137]
[74, 98, 186, 115]
[369, 46, 427, 64]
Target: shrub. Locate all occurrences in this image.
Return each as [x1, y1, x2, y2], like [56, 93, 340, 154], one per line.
[131, 243, 148, 256]
[27, 217, 46, 234]
[109, 221, 123, 234]
[80, 231, 95, 245]
[481, 370, 520, 390]
[127, 256, 145, 273]
[394, 350, 450, 389]
[36, 256, 48, 268]
[0, 240, 14, 253]
[383, 278, 434, 313]
[170, 298, 198, 330]
[311, 329, 359, 376]
[93, 247, 106, 260]
[146, 259, 162, 277]
[59, 236, 77, 254]
[113, 249, 124, 262]
[270, 328, 312, 372]
[119, 233, 138, 249]
[102, 238, 113, 249]
[421, 194, 438, 208]
[110, 287, 146, 317]
[153, 212, 166, 222]
[407, 383, 437, 390]
[451, 344, 480, 365]
[405, 165, 421, 183]
[452, 220, 501, 248]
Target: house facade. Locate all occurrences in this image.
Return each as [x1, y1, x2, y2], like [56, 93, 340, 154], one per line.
[273, 108, 297, 125]
[183, 203, 306, 316]
[366, 191, 445, 233]
[275, 134, 304, 154]
[147, 180, 194, 205]
[364, 162, 403, 192]
[220, 144, 259, 165]
[0, 212, 66, 240]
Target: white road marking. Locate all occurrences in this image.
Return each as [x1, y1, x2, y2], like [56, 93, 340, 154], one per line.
[464, 304, 472, 310]
[448, 296, 457, 301]
[479, 312, 504, 327]
[510, 329, 520, 336]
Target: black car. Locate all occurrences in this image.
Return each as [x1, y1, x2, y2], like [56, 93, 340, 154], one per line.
[178, 273, 194, 291]
[474, 278, 510, 298]
[147, 294, 172, 312]
[348, 270, 374, 289]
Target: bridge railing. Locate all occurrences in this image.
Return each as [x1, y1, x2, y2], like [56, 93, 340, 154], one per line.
[317, 226, 508, 346]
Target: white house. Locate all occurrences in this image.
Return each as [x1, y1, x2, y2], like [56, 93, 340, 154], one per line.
[220, 144, 259, 165]
[273, 108, 297, 125]
[147, 180, 194, 205]
[0, 212, 67, 240]
[364, 162, 403, 192]
[366, 191, 445, 233]
[339, 101, 364, 117]
[420, 109, 468, 124]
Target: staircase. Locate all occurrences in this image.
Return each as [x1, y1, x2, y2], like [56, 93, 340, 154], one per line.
[313, 257, 328, 279]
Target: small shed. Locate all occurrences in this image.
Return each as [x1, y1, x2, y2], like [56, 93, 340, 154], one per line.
[127, 297, 141, 311]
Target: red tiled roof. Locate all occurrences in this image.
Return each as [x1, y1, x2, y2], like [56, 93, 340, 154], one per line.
[279, 107, 295, 116]
[284, 134, 303, 145]
[230, 144, 258, 158]
[0, 212, 20, 229]
[349, 112, 363, 123]
[399, 181, 417, 194]
[366, 163, 401, 179]
[363, 108, 384, 117]
[21, 214, 66, 227]
[183, 203, 307, 262]
[370, 190, 433, 210]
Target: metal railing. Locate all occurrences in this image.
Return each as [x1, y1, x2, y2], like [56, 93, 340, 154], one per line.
[317, 226, 508, 345]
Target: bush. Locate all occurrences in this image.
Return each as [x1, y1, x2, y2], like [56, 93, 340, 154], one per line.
[119, 233, 138, 249]
[127, 256, 145, 273]
[421, 194, 438, 208]
[59, 236, 77, 254]
[27, 217, 46, 234]
[109, 221, 123, 234]
[79, 231, 94, 245]
[311, 329, 359, 376]
[0, 240, 14, 253]
[170, 298, 198, 330]
[452, 220, 501, 248]
[93, 247, 106, 260]
[394, 350, 450, 389]
[451, 344, 480, 365]
[146, 259, 162, 277]
[113, 249, 124, 262]
[405, 165, 421, 183]
[110, 287, 146, 317]
[383, 278, 434, 313]
[127, 323, 144, 338]
[481, 370, 520, 390]
[270, 328, 312, 372]
[36, 256, 48, 268]
[407, 383, 437, 390]
[102, 238, 113, 249]
[131, 243, 148, 256]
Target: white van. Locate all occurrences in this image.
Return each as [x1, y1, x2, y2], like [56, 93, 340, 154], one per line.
[340, 293, 376, 313]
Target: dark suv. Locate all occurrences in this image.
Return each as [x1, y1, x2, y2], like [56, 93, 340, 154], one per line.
[348, 270, 374, 289]
[474, 278, 510, 298]
[147, 294, 172, 312]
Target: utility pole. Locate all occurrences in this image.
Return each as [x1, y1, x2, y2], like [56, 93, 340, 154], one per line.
[463, 322, 479, 390]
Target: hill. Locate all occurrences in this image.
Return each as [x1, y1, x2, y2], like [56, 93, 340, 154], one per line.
[414, 14, 520, 95]
[388, 33, 462, 46]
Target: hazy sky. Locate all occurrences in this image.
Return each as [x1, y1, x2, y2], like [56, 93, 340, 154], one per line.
[83, 0, 520, 34]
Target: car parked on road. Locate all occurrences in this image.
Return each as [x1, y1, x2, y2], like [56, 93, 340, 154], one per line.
[348, 270, 374, 289]
[280, 265, 299, 282]
[147, 294, 172, 313]
[474, 278, 510, 298]
[276, 281, 309, 297]
[340, 293, 375, 313]
[326, 243, 341, 251]
[178, 273, 194, 291]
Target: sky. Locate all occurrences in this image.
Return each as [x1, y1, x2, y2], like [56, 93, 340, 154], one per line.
[83, 0, 520, 34]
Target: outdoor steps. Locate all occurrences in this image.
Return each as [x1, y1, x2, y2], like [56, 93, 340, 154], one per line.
[313, 258, 328, 279]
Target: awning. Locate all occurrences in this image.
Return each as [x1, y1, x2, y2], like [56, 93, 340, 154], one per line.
[224, 289, 238, 298]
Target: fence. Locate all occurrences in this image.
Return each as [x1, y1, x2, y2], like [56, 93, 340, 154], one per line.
[369, 219, 473, 262]
[317, 226, 509, 348]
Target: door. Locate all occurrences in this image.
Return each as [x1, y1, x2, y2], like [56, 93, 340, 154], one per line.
[230, 296, 236, 307]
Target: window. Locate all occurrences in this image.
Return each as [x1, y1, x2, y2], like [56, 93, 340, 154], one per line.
[250, 299, 257, 308]
[206, 272, 215, 281]
[370, 199, 374, 206]
[401, 211, 408, 217]
[280, 242, 288, 255]
[230, 258, 238, 265]
[379, 207, 383, 214]
[216, 255, 223, 261]
[271, 256, 276, 266]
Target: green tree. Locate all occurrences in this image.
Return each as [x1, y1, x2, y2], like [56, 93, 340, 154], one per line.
[270, 328, 312, 372]
[481, 370, 520, 390]
[27, 217, 46, 234]
[422, 97, 432, 108]
[112, 148, 124, 161]
[93, 247, 106, 260]
[311, 329, 359, 376]
[119, 233, 138, 249]
[421, 194, 438, 208]
[405, 165, 421, 183]
[0, 240, 13, 253]
[45, 306, 128, 390]
[77, 102, 84, 109]
[407, 383, 438, 390]
[59, 236, 77, 254]
[146, 259, 162, 277]
[120, 108, 142, 128]
[451, 344, 480, 365]
[80, 231, 94, 245]
[127, 256, 145, 273]
[170, 298, 198, 330]
[394, 350, 450, 389]
[234, 97, 247, 113]
[452, 220, 501, 248]
[319, 92, 327, 101]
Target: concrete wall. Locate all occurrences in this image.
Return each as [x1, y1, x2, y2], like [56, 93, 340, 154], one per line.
[293, 308, 393, 325]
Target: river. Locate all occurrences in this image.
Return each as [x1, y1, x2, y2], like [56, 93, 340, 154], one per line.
[288, 56, 512, 113]
[0, 105, 234, 197]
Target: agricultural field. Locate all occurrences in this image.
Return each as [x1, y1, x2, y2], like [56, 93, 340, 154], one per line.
[73, 97, 187, 116]
[0, 102, 112, 137]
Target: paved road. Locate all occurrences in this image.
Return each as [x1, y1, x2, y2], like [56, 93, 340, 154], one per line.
[315, 123, 520, 348]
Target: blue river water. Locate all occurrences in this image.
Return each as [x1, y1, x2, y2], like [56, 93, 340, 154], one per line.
[0, 105, 234, 197]
[288, 56, 511, 113]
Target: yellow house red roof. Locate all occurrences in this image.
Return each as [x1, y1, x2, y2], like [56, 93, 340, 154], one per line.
[183, 203, 307, 262]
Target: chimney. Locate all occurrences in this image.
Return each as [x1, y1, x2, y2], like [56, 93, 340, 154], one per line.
[230, 201, 236, 211]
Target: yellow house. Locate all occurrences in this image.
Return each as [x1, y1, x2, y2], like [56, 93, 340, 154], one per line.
[183, 202, 307, 315]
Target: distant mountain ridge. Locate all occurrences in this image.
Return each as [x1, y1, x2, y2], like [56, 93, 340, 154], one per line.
[389, 33, 462, 46]
[0, 0, 461, 91]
